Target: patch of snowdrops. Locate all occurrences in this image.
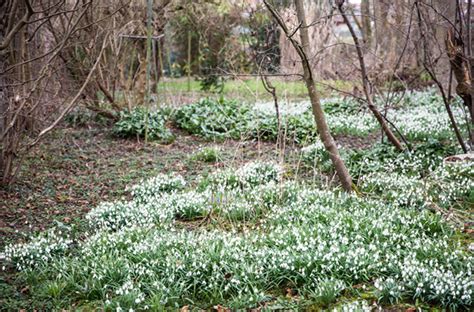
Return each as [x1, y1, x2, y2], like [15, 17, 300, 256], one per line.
[252, 98, 377, 138]
[2, 160, 473, 310]
[390, 104, 465, 141]
[3, 228, 73, 271]
[301, 138, 472, 210]
[360, 162, 473, 209]
[130, 172, 186, 203]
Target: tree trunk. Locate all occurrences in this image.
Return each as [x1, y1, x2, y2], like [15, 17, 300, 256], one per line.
[446, 29, 474, 123]
[0, 1, 11, 181]
[361, 0, 372, 45]
[467, 0, 474, 145]
[373, 0, 390, 65]
[434, 0, 457, 85]
[294, 0, 353, 192]
[416, 0, 469, 152]
[468, 0, 474, 85]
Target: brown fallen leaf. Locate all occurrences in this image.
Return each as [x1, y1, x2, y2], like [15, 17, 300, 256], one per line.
[286, 288, 297, 298]
[213, 305, 230, 312]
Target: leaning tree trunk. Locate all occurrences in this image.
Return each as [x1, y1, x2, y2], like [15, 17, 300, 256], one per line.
[446, 28, 474, 148]
[446, 29, 474, 125]
[295, 0, 353, 192]
[274, 0, 353, 192]
[337, 0, 404, 151]
[264, 0, 353, 192]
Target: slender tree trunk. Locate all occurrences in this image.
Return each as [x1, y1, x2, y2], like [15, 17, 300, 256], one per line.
[294, 0, 353, 192]
[434, 0, 457, 84]
[0, 1, 11, 181]
[468, 0, 474, 81]
[337, 0, 404, 151]
[264, 0, 353, 192]
[373, 0, 390, 64]
[467, 0, 474, 145]
[361, 0, 372, 45]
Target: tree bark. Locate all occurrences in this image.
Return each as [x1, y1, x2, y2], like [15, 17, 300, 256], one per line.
[434, 0, 457, 84]
[0, 1, 11, 180]
[445, 26, 473, 147]
[293, 0, 353, 192]
[373, 0, 391, 63]
[468, 0, 474, 83]
[361, 0, 372, 45]
[0, 0, 11, 128]
[466, 0, 474, 145]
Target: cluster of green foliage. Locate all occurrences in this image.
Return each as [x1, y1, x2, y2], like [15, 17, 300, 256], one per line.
[112, 107, 174, 143]
[112, 89, 464, 147]
[174, 97, 318, 143]
[175, 98, 251, 140]
[346, 140, 459, 177]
